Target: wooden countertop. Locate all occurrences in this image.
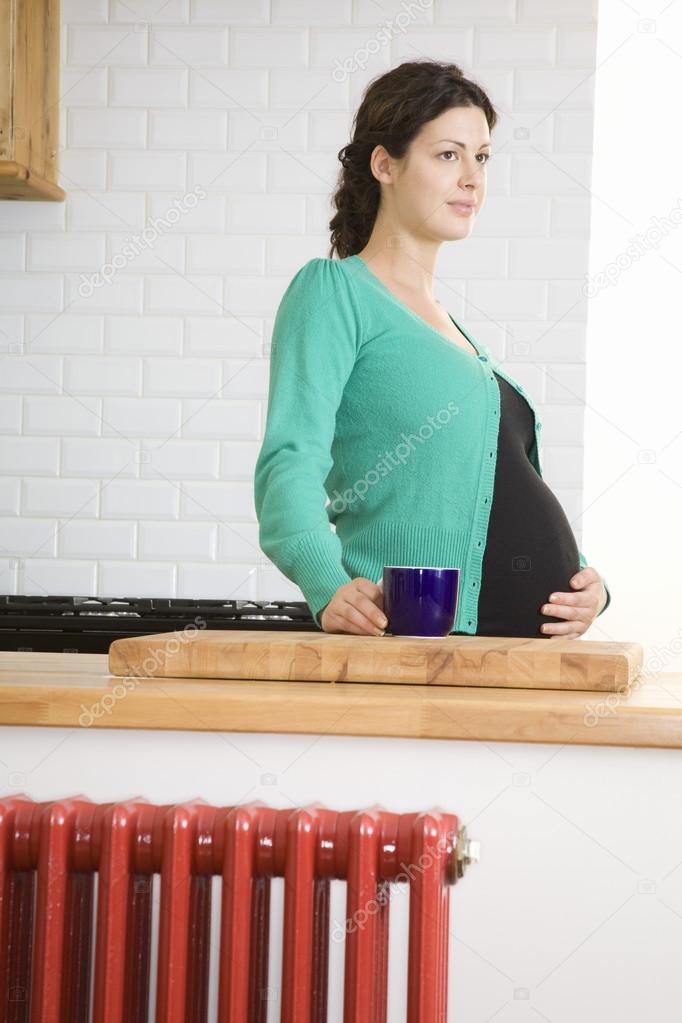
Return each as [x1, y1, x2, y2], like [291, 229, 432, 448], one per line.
[0, 651, 681, 749]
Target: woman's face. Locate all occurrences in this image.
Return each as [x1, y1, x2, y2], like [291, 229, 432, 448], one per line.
[383, 105, 491, 243]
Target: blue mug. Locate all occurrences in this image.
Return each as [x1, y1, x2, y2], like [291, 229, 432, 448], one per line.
[383, 566, 460, 637]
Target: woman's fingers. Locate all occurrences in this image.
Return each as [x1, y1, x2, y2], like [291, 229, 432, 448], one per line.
[541, 620, 587, 636]
[360, 595, 388, 630]
[321, 577, 387, 635]
[323, 606, 375, 635]
[341, 599, 386, 635]
[350, 579, 387, 632]
[540, 601, 590, 621]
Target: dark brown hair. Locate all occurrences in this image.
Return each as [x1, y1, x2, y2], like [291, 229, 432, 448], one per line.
[328, 60, 498, 260]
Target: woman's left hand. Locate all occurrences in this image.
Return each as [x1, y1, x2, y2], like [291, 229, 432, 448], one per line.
[539, 566, 608, 639]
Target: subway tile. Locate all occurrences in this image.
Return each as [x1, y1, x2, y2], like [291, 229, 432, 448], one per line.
[0, 236, 25, 271]
[108, 152, 188, 191]
[101, 479, 180, 519]
[102, 397, 181, 437]
[99, 560, 176, 597]
[0, 276, 63, 314]
[0, 478, 20, 515]
[181, 397, 261, 437]
[22, 478, 99, 518]
[110, 68, 189, 106]
[24, 396, 102, 436]
[0, 438, 60, 476]
[106, 316, 183, 355]
[0, 356, 62, 394]
[68, 24, 148, 65]
[149, 110, 227, 150]
[150, 26, 228, 65]
[28, 234, 106, 272]
[0, 518, 58, 558]
[61, 438, 138, 477]
[64, 356, 142, 395]
[68, 109, 147, 149]
[145, 274, 223, 315]
[138, 521, 216, 560]
[26, 315, 104, 355]
[177, 562, 258, 599]
[138, 438, 220, 479]
[19, 558, 97, 596]
[0, 397, 21, 434]
[60, 520, 136, 558]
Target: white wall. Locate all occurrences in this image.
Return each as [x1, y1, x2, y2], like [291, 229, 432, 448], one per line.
[3, 723, 682, 1022]
[0, 1, 612, 625]
[584, 0, 682, 663]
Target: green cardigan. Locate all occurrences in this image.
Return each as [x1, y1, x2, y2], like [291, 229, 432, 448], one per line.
[254, 255, 611, 630]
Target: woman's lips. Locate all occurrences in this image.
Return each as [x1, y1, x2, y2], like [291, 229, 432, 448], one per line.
[447, 202, 474, 216]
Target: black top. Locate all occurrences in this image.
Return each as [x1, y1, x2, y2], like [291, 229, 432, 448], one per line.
[475, 372, 581, 638]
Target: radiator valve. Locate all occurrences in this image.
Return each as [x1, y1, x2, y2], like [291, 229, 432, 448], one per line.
[452, 824, 480, 883]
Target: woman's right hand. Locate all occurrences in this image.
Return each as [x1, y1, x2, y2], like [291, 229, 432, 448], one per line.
[319, 577, 387, 636]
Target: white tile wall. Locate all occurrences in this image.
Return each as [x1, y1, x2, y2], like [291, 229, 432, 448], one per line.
[22, 478, 99, 517]
[101, 479, 179, 519]
[66, 192, 147, 230]
[109, 69, 189, 107]
[1, 439, 60, 476]
[59, 519, 136, 559]
[28, 234, 106, 272]
[138, 521, 216, 560]
[150, 27, 229, 66]
[0, 0, 598, 601]
[101, 397, 181, 437]
[20, 557, 97, 595]
[68, 109, 148, 149]
[0, 236, 25, 271]
[106, 315, 182, 354]
[24, 396, 103, 436]
[64, 356, 141, 395]
[66, 25, 148, 65]
[0, 398, 21, 434]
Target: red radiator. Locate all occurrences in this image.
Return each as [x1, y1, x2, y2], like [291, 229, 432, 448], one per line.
[0, 796, 477, 1022]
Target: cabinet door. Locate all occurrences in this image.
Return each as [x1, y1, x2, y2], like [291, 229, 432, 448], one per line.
[0, 0, 66, 201]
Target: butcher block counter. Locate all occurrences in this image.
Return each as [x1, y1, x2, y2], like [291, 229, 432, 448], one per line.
[0, 649, 681, 749]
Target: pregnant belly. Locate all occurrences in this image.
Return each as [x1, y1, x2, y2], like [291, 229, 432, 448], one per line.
[476, 466, 581, 638]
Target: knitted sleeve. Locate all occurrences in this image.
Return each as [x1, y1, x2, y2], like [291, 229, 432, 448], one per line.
[254, 258, 362, 628]
[578, 549, 611, 616]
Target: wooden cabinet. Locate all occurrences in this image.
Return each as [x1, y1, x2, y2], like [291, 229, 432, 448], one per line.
[0, 0, 65, 201]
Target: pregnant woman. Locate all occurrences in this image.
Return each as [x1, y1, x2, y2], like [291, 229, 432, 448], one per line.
[254, 59, 610, 640]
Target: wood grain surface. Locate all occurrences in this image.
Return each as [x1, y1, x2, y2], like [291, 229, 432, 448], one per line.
[0, 0, 66, 200]
[2, 652, 680, 748]
[107, 630, 643, 692]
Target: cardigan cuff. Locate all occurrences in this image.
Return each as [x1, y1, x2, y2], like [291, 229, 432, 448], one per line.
[599, 577, 611, 616]
[284, 528, 354, 628]
[578, 549, 610, 616]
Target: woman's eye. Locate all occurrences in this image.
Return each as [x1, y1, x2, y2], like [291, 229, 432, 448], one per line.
[439, 151, 491, 163]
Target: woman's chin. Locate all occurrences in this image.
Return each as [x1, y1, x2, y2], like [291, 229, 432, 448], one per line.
[442, 223, 474, 242]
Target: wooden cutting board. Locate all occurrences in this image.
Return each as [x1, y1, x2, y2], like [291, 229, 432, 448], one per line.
[108, 631, 643, 692]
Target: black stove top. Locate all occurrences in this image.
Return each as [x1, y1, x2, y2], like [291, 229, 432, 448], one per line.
[0, 595, 318, 654]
